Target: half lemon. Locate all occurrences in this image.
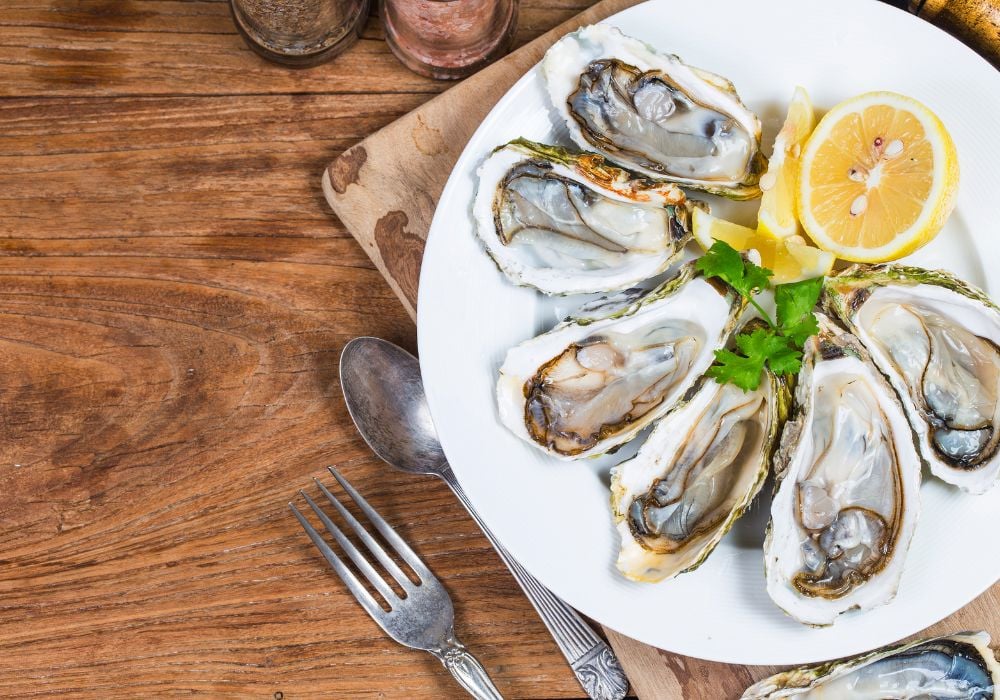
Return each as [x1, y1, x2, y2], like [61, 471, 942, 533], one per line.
[797, 91, 959, 263]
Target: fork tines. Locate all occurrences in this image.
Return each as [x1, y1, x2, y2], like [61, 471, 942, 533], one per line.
[289, 467, 434, 619]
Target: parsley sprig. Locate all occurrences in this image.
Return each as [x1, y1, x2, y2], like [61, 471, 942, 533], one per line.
[695, 241, 824, 391]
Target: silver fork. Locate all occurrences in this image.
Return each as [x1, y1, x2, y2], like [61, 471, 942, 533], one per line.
[290, 467, 504, 700]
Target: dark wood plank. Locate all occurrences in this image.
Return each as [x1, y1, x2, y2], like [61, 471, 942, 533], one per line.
[0, 135, 586, 700]
[0, 1, 614, 697]
[0, 93, 423, 246]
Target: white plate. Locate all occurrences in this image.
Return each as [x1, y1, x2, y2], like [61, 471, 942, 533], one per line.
[417, 0, 1000, 665]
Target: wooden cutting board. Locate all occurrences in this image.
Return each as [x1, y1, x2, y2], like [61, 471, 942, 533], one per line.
[322, 1, 1000, 696]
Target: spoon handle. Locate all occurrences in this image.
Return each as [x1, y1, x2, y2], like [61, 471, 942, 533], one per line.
[438, 466, 629, 700]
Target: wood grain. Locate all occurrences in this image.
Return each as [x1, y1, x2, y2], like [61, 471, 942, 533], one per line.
[0, 1, 592, 98]
[0, 1, 621, 698]
[323, 0, 1000, 696]
[1, 1, 997, 699]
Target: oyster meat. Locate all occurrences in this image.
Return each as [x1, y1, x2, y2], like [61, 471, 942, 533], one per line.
[825, 264, 1000, 494]
[611, 326, 790, 582]
[542, 24, 767, 199]
[743, 631, 1000, 698]
[497, 263, 743, 459]
[474, 139, 693, 295]
[764, 315, 922, 626]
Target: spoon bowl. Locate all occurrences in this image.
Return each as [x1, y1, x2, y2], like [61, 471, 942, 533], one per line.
[339, 336, 447, 475]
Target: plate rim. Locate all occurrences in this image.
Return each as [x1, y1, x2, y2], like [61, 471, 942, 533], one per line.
[417, 0, 1000, 665]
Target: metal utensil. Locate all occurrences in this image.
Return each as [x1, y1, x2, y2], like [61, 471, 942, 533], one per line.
[339, 336, 630, 700]
[290, 467, 504, 699]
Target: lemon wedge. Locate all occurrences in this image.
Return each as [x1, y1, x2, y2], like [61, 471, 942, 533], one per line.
[758, 87, 815, 238]
[693, 207, 834, 284]
[798, 91, 959, 263]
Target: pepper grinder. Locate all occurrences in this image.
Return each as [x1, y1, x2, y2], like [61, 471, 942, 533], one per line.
[230, 0, 371, 66]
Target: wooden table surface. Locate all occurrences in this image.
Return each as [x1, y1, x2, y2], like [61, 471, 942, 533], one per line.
[3, 2, 999, 699]
[0, 1, 632, 698]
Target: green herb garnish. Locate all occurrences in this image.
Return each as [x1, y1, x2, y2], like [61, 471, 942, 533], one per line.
[696, 241, 824, 390]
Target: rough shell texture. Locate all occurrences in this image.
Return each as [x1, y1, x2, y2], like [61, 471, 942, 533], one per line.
[473, 139, 693, 295]
[763, 315, 923, 626]
[496, 263, 743, 459]
[824, 263, 1000, 494]
[742, 631, 1000, 698]
[542, 24, 766, 199]
[610, 336, 790, 582]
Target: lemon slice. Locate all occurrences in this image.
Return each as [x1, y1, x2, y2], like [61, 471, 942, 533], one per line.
[798, 91, 959, 263]
[758, 86, 815, 238]
[693, 207, 834, 283]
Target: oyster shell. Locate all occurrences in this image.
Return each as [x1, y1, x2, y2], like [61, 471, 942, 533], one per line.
[542, 24, 767, 199]
[497, 262, 743, 459]
[824, 264, 1000, 494]
[473, 139, 692, 295]
[611, 323, 791, 582]
[764, 315, 922, 626]
[743, 631, 1000, 698]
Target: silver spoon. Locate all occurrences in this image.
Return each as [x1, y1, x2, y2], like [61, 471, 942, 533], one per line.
[339, 336, 630, 700]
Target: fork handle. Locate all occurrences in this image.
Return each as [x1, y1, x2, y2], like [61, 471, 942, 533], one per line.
[438, 467, 629, 700]
[431, 633, 504, 700]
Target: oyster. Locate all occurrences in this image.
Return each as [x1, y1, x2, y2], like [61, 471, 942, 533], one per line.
[764, 315, 922, 626]
[474, 139, 692, 295]
[611, 325, 791, 582]
[497, 262, 743, 459]
[743, 631, 1000, 699]
[542, 24, 767, 199]
[825, 264, 1000, 494]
